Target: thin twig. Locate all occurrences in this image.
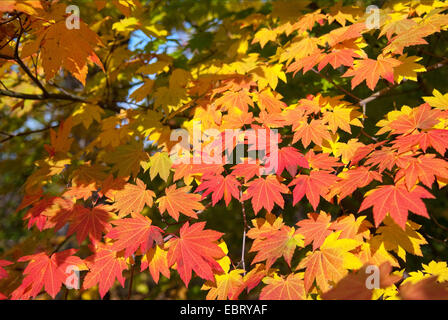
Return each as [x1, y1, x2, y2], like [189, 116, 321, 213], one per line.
[0, 124, 58, 144]
[127, 263, 136, 300]
[311, 68, 362, 102]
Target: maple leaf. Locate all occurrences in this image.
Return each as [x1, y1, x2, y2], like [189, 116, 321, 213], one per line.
[195, 174, 240, 206]
[321, 104, 363, 134]
[393, 54, 426, 83]
[359, 184, 435, 229]
[241, 175, 289, 214]
[292, 119, 332, 148]
[318, 48, 360, 71]
[201, 242, 245, 300]
[393, 129, 448, 156]
[202, 269, 245, 300]
[395, 154, 448, 189]
[388, 103, 441, 135]
[157, 185, 205, 221]
[364, 146, 399, 173]
[289, 171, 338, 210]
[255, 90, 287, 113]
[423, 89, 448, 110]
[21, 4, 104, 85]
[383, 25, 432, 55]
[230, 162, 262, 182]
[12, 249, 86, 299]
[249, 226, 304, 269]
[129, 79, 155, 102]
[330, 214, 371, 242]
[399, 276, 448, 300]
[111, 178, 155, 217]
[63, 182, 97, 201]
[166, 221, 225, 286]
[252, 28, 277, 48]
[260, 273, 307, 300]
[296, 211, 333, 251]
[141, 245, 171, 283]
[83, 243, 128, 298]
[72, 103, 104, 129]
[106, 213, 163, 258]
[297, 232, 363, 292]
[328, 166, 383, 200]
[103, 141, 149, 177]
[369, 216, 427, 262]
[67, 205, 112, 245]
[148, 152, 172, 182]
[215, 90, 253, 113]
[0, 260, 12, 280]
[322, 262, 400, 300]
[342, 55, 402, 90]
[265, 146, 309, 176]
[304, 150, 342, 171]
[45, 118, 74, 156]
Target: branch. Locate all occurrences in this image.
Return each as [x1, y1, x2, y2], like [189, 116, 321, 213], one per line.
[0, 124, 58, 144]
[0, 16, 122, 113]
[358, 60, 448, 107]
[311, 68, 362, 102]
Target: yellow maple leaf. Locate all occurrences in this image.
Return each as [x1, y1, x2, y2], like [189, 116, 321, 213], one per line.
[370, 215, 427, 262]
[146, 152, 172, 182]
[297, 231, 363, 292]
[393, 54, 426, 83]
[423, 89, 448, 110]
[72, 104, 104, 129]
[103, 141, 149, 177]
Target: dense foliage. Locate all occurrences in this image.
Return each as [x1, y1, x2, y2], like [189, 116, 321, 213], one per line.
[0, 0, 448, 300]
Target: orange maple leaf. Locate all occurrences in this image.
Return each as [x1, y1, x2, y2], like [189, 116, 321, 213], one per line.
[157, 185, 205, 221]
[296, 212, 333, 251]
[112, 178, 155, 217]
[249, 226, 303, 268]
[342, 55, 402, 90]
[260, 273, 307, 300]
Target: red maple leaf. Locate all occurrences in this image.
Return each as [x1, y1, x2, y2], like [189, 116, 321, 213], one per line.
[195, 174, 240, 206]
[242, 175, 289, 214]
[67, 204, 111, 244]
[393, 129, 448, 156]
[83, 243, 128, 298]
[12, 249, 85, 299]
[166, 222, 224, 286]
[395, 154, 448, 189]
[296, 212, 333, 251]
[265, 146, 309, 176]
[289, 171, 338, 210]
[106, 213, 164, 258]
[359, 184, 435, 229]
[0, 260, 12, 280]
